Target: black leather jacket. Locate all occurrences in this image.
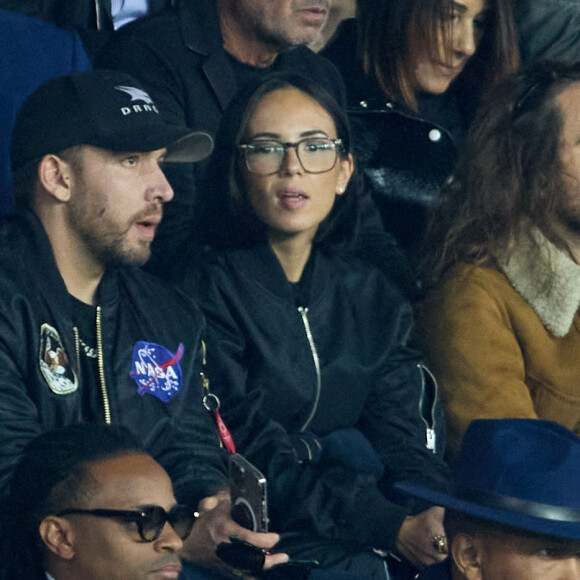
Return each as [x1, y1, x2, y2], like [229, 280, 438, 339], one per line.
[0, 213, 227, 505]
[195, 243, 449, 563]
[322, 20, 477, 256]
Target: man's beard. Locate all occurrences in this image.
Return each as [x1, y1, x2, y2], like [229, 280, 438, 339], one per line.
[69, 189, 159, 268]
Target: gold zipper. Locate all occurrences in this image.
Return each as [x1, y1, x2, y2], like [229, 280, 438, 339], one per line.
[73, 326, 81, 375]
[200, 339, 210, 393]
[96, 306, 111, 424]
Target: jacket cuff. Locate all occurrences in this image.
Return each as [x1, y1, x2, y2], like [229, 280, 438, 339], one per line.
[343, 484, 410, 551]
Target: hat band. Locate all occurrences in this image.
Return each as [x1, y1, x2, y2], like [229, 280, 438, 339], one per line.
[453, 485, 580, 523]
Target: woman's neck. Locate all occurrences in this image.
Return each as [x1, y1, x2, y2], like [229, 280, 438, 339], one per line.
[269, 232, 314, 282]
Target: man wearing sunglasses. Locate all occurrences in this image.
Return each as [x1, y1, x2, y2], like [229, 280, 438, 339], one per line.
[3, 422, 197, 579]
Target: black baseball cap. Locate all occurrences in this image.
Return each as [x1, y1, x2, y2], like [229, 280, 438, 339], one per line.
[10, 69, 213, 172]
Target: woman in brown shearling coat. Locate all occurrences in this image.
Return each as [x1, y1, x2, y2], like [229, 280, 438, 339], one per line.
[415, 62, 580, 458]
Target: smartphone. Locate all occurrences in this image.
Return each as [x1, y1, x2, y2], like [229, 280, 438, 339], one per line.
[229, 453, 269, 532]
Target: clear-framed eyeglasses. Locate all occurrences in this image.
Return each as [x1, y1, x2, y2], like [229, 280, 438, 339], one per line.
[238, 136, 344, 176]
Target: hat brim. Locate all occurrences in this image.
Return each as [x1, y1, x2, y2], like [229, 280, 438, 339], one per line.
[165, 131, 213, 163]
[396, 481, 580, 541]
[86, 126, 213, 163]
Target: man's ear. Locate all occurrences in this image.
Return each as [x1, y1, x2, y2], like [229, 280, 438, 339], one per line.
[39, 516, 76, 560]
[38, 154, 73, 203]
[451, 534, 484, 580]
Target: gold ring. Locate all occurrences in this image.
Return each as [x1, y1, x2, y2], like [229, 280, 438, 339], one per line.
[432, 534, 447, 554]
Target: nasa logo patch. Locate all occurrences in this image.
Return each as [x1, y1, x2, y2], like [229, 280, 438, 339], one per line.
[39, 323, 78, 395]
[130, 341, 184, 402]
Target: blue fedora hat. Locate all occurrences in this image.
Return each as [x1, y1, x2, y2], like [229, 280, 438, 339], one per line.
[396, 419, 580, 540]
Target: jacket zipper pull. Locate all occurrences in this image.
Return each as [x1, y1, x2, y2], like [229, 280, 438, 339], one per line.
[426, 428, 436, 453]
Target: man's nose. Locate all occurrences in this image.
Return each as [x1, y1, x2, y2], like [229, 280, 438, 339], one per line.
[146, 165, 174, 203]
[153, 521, 183, 553]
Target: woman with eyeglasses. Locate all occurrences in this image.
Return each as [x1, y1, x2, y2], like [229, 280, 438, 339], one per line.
[321, 0, 519, 262]
[186, 72, 450, 579]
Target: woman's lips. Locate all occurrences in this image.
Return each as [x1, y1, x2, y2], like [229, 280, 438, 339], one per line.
[435, 60, 464, 78]
[277, 190, 309, 210]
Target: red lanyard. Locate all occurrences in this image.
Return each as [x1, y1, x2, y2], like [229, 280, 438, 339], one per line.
[200, 341, 236, 455]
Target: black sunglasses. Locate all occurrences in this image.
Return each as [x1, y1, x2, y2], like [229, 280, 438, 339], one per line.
[57, 504, 197, 542]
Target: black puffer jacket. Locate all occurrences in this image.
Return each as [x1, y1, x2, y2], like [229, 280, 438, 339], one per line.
[196, 243, 449, 564]
[322, 20, 478, 256]
[0, 212, 228, 505]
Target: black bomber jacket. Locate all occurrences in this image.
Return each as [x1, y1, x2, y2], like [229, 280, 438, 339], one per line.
[196, 243, 450, 562]
[0, 212, 227, 505]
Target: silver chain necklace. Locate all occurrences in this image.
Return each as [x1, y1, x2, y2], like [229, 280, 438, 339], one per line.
[78, 336, 97, 359]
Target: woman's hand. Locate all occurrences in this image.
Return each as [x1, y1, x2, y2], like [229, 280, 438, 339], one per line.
[182, 491, 289, 578]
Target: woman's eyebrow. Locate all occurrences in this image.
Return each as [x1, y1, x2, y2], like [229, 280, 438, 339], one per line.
[299, 130, 330, 138]
[452, 1, 490, 17]
[452, 1, 468, 14]
[246, 129, 330, 140]
[245, 131, 280, 140]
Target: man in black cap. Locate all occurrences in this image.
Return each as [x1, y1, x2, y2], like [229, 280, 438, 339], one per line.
[2, 69, 287, 578]
[397, 418, 580, 579]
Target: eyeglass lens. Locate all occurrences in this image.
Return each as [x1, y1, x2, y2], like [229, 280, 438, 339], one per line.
[141, 505, 196, 541]
[57, 504, 196, 542]
[244, 137, 339, 175]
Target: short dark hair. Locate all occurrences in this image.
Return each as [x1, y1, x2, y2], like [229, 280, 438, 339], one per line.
[0, 423, 142, 579]
[199, 71, 361, 251]
[356, 0, 520, 110]
[421, 61, 580, 287]
[12, 156, 41, 211]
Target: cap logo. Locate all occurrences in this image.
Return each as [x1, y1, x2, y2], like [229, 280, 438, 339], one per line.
[115, 85, 159, 116]
[115, 85, 154, 105]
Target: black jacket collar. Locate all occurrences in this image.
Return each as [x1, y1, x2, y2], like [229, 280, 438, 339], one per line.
[223, 244, 330, 308]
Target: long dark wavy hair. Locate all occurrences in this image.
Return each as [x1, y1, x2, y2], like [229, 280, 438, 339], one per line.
[199, 71, 361, 251]
[356, 0, 520, 110]
[420, 61, 580, 289]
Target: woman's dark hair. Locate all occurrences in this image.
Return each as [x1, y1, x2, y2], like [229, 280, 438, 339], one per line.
[420, 61, 580, 288]
[356, 0, 520, 110]
[199, 71, 361, 251]
[0, 423, 142, 579]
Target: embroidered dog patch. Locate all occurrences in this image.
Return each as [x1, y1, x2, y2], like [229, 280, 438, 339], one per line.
[39, 323, 78, 395]
[130, 341, 184, 402]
